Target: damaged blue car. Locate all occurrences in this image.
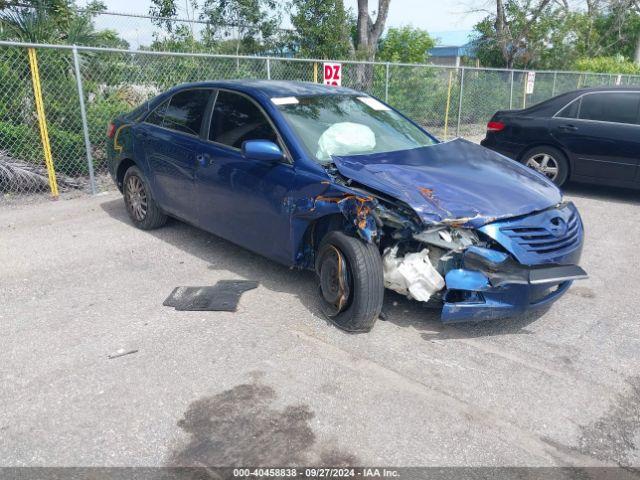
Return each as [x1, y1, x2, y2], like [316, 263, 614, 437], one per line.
[107, 80, 587, 332]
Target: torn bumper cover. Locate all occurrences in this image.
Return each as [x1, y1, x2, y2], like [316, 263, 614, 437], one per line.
[441, 245, 587, 323]
[439, 202, 587, 322]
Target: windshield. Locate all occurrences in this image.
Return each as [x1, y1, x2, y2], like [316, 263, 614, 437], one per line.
[274, 94, 437, 164]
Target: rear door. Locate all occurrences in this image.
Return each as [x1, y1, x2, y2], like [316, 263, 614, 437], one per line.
[195, 89, 297, 264]
[550, 91, 640, 184]
[139, 88, 213, 222]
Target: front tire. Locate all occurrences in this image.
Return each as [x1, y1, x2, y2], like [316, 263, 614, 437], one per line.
[123, 166, 167, 230]
[315, 231, 384, 333]
[521, 146, 569, 187]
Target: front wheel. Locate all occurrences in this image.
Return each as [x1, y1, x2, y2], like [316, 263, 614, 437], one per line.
[123, 166, 167, 230]
[521, 146, 569, 187]
[315, 231, 384, 333]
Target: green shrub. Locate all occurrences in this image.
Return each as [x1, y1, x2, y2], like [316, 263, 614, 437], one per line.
[0, 121, 87, 176]
[0, 121, 41, 163]
[574, 56, 640, 75]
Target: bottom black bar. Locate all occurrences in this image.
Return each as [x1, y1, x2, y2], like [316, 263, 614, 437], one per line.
[0, 467, 638, 480]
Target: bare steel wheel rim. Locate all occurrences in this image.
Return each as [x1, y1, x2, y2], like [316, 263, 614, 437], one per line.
[526, 153, 559, 181]
[125, 175, 148, 221]
[319, 246, 351, 317]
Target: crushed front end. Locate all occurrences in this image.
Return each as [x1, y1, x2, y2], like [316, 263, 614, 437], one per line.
[378, 201, 587, 323]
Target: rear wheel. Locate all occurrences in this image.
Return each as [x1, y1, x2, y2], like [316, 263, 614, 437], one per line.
[521, 146, 569, 187]
[315, 231, 384, 333]
[123, 166, 167, 230]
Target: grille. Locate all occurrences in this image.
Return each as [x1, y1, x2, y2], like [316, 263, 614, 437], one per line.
[500, 210, 581, 256]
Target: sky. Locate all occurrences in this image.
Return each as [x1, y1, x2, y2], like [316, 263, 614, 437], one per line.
[77, 0, 486, 49]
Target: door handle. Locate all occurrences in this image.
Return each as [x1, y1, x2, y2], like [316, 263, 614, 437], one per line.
[559, 124, 578, 132]
[196, 153, 213, 167]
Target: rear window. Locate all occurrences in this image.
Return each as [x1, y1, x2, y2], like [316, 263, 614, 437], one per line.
[561, 92, 640, 124]
[163, 89, 212, 135]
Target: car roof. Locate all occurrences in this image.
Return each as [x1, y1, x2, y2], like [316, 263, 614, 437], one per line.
[570, 86, 640, 93]
[169, 79, 362, 98]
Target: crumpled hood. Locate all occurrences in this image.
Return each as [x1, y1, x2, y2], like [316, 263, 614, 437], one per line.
[332, 138, 562, 228]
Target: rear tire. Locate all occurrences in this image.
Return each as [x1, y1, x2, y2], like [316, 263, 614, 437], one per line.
[315, 231, 384, 333]
[123, 166, 167, 230]
[521, 146, 569, 187]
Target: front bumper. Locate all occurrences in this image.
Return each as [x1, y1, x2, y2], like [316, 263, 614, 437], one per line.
[441, 256, 586, 323]
[439, 203, 586, 323]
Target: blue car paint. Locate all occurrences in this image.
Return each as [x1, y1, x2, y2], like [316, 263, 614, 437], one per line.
[108, 80, 586, 323]
[332, 139, 562, 228]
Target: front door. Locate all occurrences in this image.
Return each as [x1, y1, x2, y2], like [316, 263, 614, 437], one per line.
[195, 90, 297, 264]
[551, 91, 640, 184]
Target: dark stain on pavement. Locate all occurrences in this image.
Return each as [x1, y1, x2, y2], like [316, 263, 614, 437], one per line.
[567, 287, 596, 299]
[543, 376, 640, 467]
[167, 379, 357, 468]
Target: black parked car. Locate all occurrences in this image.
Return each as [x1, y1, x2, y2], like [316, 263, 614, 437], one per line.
[481, 87, 640, 187]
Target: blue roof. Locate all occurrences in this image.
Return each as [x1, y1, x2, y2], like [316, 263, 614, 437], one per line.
[172, 80, 361, 98]
[428, 42, 477, 58]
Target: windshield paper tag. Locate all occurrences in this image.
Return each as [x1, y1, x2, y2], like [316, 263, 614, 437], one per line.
[357, 96, 390, 111]
[271, 96, 299, 105]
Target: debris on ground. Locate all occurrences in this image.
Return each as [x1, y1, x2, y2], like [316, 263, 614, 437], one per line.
[107, 349, 138, 359]
[0, 152, 84, 193]
[163, 280, 259, 312]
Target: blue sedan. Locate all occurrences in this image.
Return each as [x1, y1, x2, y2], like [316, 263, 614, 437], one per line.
[107, 80, 587, 332]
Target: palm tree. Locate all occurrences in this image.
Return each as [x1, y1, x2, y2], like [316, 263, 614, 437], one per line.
[0, 3, 59, 43]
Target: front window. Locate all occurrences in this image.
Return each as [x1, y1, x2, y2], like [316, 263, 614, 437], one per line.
[210, 90, 278, 148]
[274, 94, 436, 164]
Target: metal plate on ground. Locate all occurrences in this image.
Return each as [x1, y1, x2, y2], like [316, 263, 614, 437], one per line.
[163, 280, 259, 312]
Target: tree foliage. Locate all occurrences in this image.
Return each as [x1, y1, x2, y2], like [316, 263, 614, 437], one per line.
[289, 0, 353, 59]
[575, 54, 640, 73]
[377, 26, 435, 63]
[470, 0, 640, 69]
[0, 0, 127, 47]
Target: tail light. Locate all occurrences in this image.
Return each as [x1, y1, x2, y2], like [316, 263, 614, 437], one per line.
[107, 122, 116, 138]
[487, 121, 505, 132]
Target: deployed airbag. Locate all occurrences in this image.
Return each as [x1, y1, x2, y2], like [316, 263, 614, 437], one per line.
[317, 122, 376, 162]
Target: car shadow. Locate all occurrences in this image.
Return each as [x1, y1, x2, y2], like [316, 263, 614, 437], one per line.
[380, 289, 547, 340]
[100, 198, 323, 319]
[101, 198, 548, 340]
[563, 181, 640, 205]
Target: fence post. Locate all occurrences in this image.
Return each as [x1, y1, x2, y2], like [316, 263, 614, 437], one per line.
[72, 45, 96, 195]
[509, 70, 514, 109]
[266, 57, 271, 80]
[551, 71, 557, 96]
[456, 68, 465, 137]
[443, 70, 453, 140]
[385, 62, 390, 102]
[27, 47, 59, 198]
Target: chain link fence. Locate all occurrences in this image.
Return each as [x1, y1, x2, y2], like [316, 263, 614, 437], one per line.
[1, 40, 640, 200]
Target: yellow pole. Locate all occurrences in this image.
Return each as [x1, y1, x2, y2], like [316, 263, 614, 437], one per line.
[28, 48, 58, 198]
[443, 70, 454, 140]
[314, 62, 318, 83]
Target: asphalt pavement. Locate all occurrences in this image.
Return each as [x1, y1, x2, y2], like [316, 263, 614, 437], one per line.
[1, 183, 639, 467]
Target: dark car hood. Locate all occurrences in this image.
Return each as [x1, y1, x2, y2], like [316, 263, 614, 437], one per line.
[332, 138, 562, 228]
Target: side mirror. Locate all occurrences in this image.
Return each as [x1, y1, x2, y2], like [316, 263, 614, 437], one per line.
[241, 140, 284, 163]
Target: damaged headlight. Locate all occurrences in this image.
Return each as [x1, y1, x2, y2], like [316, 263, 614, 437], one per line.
[413, 226, 479, 251]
